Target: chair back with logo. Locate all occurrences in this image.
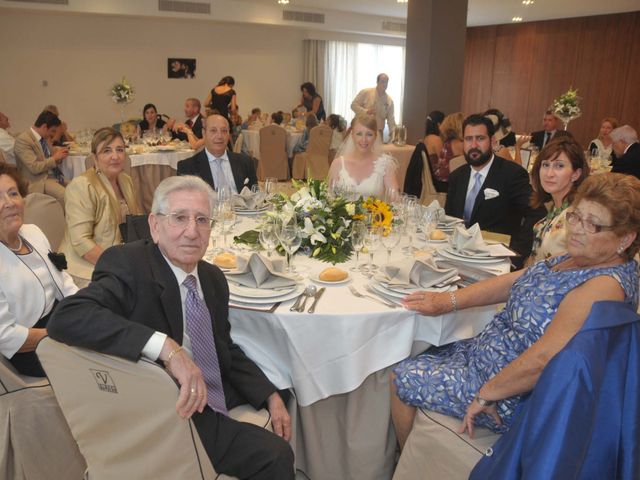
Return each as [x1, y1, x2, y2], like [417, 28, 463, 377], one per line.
[0, 355, 86, 479]
[291, 125, 332, 180]
[36, 337, 220, 480]
[420, 151, 447, 206]
[258, 125, 289, 181]
[23, 193, 65, 250]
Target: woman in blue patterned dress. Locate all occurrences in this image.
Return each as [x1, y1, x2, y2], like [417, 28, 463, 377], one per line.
[391, 173, 640, 448]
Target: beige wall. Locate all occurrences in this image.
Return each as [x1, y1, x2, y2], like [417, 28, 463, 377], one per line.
[0, 9, 308, 131]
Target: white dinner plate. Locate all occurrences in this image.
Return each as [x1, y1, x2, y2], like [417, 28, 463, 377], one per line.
[310, 271, 351, 285]
[427, 238, 449, 243]
[371, 281, 420, 299]
[443, 247, 492, 258]
[437, 249, 505, 265]
[229, 284, 304, 304]
[234, 205, 270, 215]
[228, 282, 297, 298]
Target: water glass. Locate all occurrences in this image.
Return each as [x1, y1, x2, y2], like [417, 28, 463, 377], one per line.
[350, 220, 367, 272]
[363, 226, 381, 278]
[381, 227, 402, 264]
[279, 225, 302, 273]
[258, 223, 278, 257]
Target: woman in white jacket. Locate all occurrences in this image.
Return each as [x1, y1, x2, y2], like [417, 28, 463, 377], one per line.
[0, 164, 77, 376]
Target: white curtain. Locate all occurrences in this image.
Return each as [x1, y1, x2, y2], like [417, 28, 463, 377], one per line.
[303, 39, 326, 98]
[324, 40, 405, 124]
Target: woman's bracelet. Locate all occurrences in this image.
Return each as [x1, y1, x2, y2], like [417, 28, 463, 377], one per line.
[166, 346, 184, 364]
[449, 291, 458, 312]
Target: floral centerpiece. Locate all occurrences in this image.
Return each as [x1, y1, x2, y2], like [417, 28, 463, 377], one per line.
[552, 87, 581, 130]
[235, 179, 394, 264]
[110, 77, 135, 124]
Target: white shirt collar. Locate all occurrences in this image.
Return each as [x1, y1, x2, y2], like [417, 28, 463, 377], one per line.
[470, 154, 495, 180]
[161, 252, 200, 290]
[205, 148, 228, 163]
[188, 114, 200, 124]
[30, 127, 42, 142]
[623, 142, 637, 155]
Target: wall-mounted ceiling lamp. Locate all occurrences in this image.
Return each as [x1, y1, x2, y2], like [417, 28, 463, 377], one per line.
[512, 16, 523, 22]
[277, 0, 289, 4]
[522, 0, 535, 5]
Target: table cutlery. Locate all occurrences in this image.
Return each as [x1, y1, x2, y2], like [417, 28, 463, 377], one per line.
[297, 284, 317, 312]
[348, 285, 397, 308]
[290, 285, 314, 311]
[307, 287, 326, 313]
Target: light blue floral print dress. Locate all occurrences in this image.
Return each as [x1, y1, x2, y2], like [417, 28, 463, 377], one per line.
[393, 255, 639, 433]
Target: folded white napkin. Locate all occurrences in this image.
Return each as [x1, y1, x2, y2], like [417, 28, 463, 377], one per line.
[450, 223, 491, 256]
[424, 200, 445, 219]
[375, 256, 458, 288]
[226, 253, 297, 289]
[232, 187, 264, 210]
[439, 215, 464, 227]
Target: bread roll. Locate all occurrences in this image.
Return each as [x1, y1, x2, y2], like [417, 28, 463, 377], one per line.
[213, 252, 237, 269]
[319, 267, 348, 282]
[430, 229, 447, 240]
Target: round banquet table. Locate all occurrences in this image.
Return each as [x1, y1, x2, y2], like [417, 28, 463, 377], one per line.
[241, 128, 303, 159]
[218, 215, 510, 479]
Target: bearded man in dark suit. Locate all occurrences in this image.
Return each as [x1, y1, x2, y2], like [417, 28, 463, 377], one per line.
[48, 175, 293, 479]
[445, 114, 545, 266]
[177, 114, 257, 193]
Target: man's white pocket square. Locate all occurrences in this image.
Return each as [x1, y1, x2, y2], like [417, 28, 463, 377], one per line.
[244, 177, 250, 185]
[483, 188, 500, 199]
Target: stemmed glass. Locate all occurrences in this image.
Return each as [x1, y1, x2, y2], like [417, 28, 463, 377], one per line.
[217, 186, 231, 205]
[264, 177, 278, 202]
[215, 201, 235, 252]
[258, 222, 278, 258]
[423, 208, 438, 242]
[350, 220, 367, 272]
[251, 184, 266, 208]
[381, 223, 402, 264]
[404, 203, 422, 256]
[363, 226, 381, 278]
[279, 225, 302, 273]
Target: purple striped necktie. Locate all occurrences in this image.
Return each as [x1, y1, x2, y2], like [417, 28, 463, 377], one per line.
[183, 274, 228, 415]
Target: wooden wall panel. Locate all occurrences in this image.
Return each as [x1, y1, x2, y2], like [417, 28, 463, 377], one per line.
[461, 26, 496, 114]
[462, 11, 640, 148]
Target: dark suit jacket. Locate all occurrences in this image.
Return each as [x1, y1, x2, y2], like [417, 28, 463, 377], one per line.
[48, 240, 276, 410]
[530, 130, 570, 151]
[611, 142, 640, 180]
[177, 149, 258, 193]
[172, 114, 203, 142]
[444, 156, 545, 261]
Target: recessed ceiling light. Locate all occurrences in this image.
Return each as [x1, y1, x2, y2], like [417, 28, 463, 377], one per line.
[277, 0, 289, 4]
[512, 16, 523, 22]
[397, 0, 408, 3]
[522, 0, 535, 5]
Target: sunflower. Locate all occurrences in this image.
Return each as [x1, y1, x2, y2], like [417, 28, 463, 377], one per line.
[362, 198, 393, 234]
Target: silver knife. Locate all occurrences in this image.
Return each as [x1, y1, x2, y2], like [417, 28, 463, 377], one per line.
[290, 292, 306, 311]
[307, 287, 326, 314]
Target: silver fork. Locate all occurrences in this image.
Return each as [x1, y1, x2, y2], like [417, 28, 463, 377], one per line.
[348, 285, 396, 308]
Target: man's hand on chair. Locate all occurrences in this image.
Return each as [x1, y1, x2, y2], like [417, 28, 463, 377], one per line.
[160, 338, 207, 419]
[267, 392, 291, 441]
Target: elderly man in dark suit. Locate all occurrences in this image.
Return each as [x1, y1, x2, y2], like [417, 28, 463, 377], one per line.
[177, 114, 257, 193]
[48, 175, 294, 479]
[611, 125, 640, 180]
[530, 110, 570, 151]
[445, 114, 544, 266]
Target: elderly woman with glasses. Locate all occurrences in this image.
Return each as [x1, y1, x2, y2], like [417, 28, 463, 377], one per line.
[0, 164, 78, 376]
[60, 127, 141, 287]
[391, 173, 640, 447]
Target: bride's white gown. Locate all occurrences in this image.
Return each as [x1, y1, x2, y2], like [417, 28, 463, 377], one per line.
[336, 154, 395, 198]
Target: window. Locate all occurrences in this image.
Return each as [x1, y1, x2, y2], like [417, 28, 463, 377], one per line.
[324, 41, 405, 129]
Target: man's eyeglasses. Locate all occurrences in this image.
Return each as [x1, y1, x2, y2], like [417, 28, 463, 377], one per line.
[566, 210, 614, 234]
[158, 212, 214, 230]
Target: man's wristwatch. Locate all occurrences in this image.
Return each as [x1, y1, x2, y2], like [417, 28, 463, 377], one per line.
[474, 394, 496, 407]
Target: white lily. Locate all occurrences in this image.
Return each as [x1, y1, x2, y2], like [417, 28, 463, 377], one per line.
[303, 217, 326, 245]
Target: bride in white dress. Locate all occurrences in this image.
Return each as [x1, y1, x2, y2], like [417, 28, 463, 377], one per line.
[327, 114, 399, 199]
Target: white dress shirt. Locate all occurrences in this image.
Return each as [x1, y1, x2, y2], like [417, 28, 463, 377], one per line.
[205, 149, 238, 193]
[350, 87, 396, 132]
[465, 155, 495, 198]
[0, 128, 16, 164]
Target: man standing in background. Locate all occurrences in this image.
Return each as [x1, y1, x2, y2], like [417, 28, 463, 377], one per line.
[351, 73, 396, 137]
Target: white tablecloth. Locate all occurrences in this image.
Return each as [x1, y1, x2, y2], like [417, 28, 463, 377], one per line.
[242, 129, 303, 159]
[61, 150, 194, 180]
[226, 217, 509, 407]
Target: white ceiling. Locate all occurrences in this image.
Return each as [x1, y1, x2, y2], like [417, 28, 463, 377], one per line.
[241, 0, 640, 26]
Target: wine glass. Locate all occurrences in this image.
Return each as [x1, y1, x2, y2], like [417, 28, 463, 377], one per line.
[381, 226, 402, 264]
[251, 184, 266, 208]
[258, 223, 278, 258]
[217, 185, 231, 204]
[362, 226, 381, 278]
[215, 201, 235, 251]
[404, 203, 421, 255]
[350, 220, 366, 272]
[279, 225, 302, 273]
[264, 177, 278, 201]
[423, 208, 438, 242]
